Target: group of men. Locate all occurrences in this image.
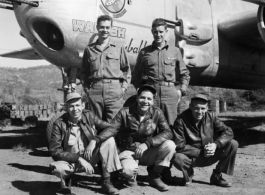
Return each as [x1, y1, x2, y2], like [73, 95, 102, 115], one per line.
[49, 15, 238, 195]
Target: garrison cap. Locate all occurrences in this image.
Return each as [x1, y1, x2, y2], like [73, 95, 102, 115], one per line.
[191, 94, 208, 102]
[66, 92, 82, 103]
[137, 84, 157, 95]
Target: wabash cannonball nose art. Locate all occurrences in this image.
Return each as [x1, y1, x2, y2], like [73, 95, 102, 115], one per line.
[102, 0, 125, 13]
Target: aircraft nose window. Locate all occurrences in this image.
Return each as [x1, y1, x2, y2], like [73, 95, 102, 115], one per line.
[32, 21, 64, 51]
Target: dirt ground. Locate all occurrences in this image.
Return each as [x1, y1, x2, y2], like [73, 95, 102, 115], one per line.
[0, 113, 265, 195]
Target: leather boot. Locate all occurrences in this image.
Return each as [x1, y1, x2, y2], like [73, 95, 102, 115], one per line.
[148, 169, 169, 191]
[210, 169, 232, 187]
[102, 177, 120, 195]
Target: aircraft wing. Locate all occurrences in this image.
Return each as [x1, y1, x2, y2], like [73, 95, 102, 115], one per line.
[218, 10, 265, 51]
[0, 47, 43, 60]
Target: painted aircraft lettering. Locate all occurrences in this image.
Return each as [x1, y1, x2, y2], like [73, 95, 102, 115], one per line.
[125, 38, 148, 54]
[72, 19, 126, 39]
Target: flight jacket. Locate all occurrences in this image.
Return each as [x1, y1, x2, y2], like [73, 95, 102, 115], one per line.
[173, 109, 234, 158]
[49, 110, 117, 163]
[106, 103, 173, 151]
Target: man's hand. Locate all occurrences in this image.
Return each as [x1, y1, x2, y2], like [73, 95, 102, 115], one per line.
[135, 143, 148, 159]
[122, 87, 127, 95]
[204, 143, 217, 157]
[182, 154, 192, 169]
[84, 140, 96, 161]
[78, 157, 94, 175]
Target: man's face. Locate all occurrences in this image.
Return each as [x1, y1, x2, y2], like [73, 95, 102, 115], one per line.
[67, 98, 84, 121]
[151, 25, 168, 45]
[190, 99, 208, 122]
[97, 20, 112, 40]
[136, 90, 154, 113]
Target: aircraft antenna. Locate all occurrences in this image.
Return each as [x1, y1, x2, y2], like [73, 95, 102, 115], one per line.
[0, 0, 13, 10]
[9, 0, 39, 7]
[0, 0, 39, 10]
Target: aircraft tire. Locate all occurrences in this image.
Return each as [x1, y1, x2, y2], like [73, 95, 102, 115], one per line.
[46, 110, 65, 149]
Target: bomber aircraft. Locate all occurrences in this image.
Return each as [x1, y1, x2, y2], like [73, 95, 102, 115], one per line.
[1, 0, 265, 91]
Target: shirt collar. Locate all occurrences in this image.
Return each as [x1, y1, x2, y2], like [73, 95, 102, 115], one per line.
[67, 111, 85, 126]
[91, 38, 117, 49]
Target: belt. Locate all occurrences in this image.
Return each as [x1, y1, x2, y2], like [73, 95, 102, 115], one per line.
[147, 81, 175, 87]
[93, 79, 120, 83]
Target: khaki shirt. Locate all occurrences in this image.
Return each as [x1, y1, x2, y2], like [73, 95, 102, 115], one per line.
[132, 42, 190, 93]
[65, 122, 88, 156]
[80, 39, 131, 90]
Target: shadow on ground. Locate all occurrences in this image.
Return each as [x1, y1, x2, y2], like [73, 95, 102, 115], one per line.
[0, 121, 49, 150]
[12, 181, 58, 195]
[8, 163, 51, 175]
[219, 116, 265, 148]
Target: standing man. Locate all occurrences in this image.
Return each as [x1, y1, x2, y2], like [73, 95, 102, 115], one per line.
[132, 18, 190, 128]
[80, 15, 131, 122]
[109, 85, 176, 191]
[172, 94, 238, 187]
[49, 92, 122, 195]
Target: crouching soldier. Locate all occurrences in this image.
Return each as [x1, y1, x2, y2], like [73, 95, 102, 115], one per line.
[172, 94, 238, 187]
[110, 84, 176, 191]
[49, 92, 122, 195]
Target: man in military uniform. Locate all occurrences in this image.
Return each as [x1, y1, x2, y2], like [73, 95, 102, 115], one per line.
[110, 85, 176, 191]
[132, 18, 190, 128]
[80, 15, 131, 122]
[49, 92, 122, 195]
[172, 94, 238, 187]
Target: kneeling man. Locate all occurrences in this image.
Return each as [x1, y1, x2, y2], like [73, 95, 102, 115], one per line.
[49, 92, 121, 195]
[172, 94, 238, 187]
[110, 84, 176, 191]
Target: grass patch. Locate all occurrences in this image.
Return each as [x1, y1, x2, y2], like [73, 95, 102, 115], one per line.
[12, 143, 31, 152]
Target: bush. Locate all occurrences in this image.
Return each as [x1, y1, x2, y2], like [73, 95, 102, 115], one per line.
[20, 95, 42, 105]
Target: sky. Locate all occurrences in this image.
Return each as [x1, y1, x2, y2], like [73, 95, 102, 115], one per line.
[0, 9, 50, 68]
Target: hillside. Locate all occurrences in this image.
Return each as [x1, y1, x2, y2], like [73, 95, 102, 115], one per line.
[0, 65, 263, 111]
[0, 65, 62, 90]
[0, 65, 66, 105]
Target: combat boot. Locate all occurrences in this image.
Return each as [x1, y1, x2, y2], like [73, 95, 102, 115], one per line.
[148, 169, 169, 191]
[102, 177, 120, 195]
[210, 169, 232, 187]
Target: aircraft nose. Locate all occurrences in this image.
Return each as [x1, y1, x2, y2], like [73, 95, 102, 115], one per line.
[30, 19, 64, 51]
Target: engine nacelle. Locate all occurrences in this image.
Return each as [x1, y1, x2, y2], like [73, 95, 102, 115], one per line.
[258, 6, 265, 43]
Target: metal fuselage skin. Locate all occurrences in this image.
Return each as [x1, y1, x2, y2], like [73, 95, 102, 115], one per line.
[11, 0, 265, 89]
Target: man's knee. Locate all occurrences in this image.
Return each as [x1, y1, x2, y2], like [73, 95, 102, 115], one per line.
[120, 159, 138, 179]
[159, 140, 176, 154]
[230, 139, 239, 151]
[100, 137, 116, 149]
[225, 139, 238, 153]
[50, 161, 74, 178]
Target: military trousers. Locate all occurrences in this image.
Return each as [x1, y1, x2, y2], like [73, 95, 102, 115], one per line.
[152, 83, 181, 127]
[119, 140, 176, 179]
[50, 137, 122, 188]
[86, 80, 124, 122]
[172, 139, 238, 182]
